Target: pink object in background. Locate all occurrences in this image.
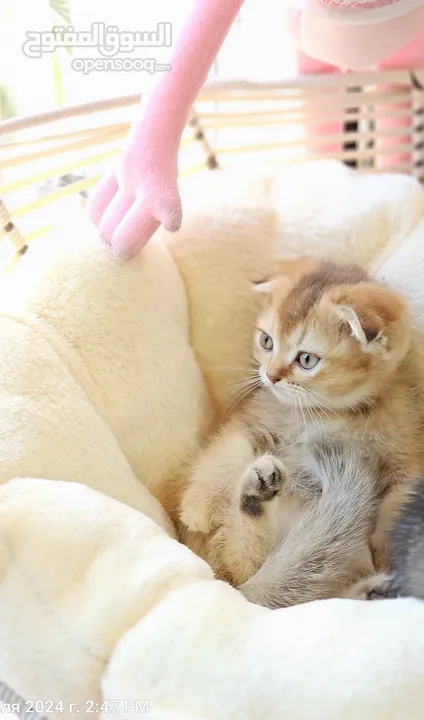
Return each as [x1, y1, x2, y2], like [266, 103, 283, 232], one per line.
[290, 1, 424, 171]
[287, 8, 343, 157]
[375, 23, 424, 170]
[301, 3, 424, 70]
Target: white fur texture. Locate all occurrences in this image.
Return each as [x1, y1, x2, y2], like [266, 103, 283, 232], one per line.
[0, 162, 424, 720]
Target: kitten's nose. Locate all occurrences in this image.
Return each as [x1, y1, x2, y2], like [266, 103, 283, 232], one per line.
[266, 372, 280, 384]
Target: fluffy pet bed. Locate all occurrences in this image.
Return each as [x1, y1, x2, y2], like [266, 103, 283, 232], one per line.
[1, 161, 424, 720]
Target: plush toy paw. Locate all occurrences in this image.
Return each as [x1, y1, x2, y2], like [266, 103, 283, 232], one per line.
[240, 454, 286, 516]
[89, 169, 182, 259]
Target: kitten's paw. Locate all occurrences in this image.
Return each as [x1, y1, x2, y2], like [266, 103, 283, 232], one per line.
[240, 454, 286, 516]
[365, 575, 393, 601]
[348, 573, 393, 601]
[180, 504, 211, 535]
[180, 493, 213, 534]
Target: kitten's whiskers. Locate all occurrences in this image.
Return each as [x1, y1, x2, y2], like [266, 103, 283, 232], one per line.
[296, 395, 308, 441]
[226, 374, 262, 414]
[303, 396, 324, 436]
[303, 388, 343, 423]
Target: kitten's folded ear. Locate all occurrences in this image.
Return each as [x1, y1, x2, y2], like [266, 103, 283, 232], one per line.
[329, 282, 410, 352]
[251, 255, 319, 296]
[252, 278, 277, 295]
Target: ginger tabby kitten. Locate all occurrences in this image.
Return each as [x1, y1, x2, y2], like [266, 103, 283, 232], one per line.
[179, 257, 424, 607]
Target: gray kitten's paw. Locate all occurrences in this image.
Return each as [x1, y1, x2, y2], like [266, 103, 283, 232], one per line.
[348, 573, 393, 601]
[365, 576, 394, 601]
[240, 454, 286, 516]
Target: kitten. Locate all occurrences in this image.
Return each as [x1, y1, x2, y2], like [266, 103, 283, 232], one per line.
[352, 478, 424, 601]
[387, 479, 424, 600]
[179, 257, 424, 607]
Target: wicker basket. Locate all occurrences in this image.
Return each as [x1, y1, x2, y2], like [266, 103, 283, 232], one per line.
[0, 69, 423, 273]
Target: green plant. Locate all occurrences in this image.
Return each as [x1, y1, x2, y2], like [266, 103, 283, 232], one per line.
[0, 83, 17, 120]
[49, 0, 71, 24]
[49, 0, 73, 106]
[0, 0, 72, 120]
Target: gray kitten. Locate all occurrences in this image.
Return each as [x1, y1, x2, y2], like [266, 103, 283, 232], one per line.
[386, 481, 424, 600]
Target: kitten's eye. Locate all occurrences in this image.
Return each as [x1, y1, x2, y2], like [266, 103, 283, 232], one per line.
[296, 352, 320, 370]
[259, 331, 273, 352]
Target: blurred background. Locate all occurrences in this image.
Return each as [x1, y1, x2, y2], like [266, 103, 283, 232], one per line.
[0, 0, 297, 119]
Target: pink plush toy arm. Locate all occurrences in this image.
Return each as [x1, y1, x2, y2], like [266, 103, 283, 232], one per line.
[89, 0, 244, 258]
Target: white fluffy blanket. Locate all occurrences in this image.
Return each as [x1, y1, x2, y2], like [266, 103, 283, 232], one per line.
[1, 161, 424, 720]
